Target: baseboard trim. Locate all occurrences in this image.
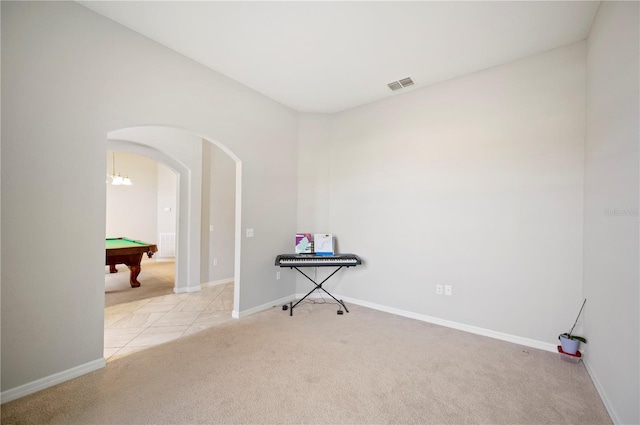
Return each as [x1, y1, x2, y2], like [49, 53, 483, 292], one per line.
[173, 284, 202, 294]
[175, 279, 233, 294]
[1, 358, 106, 404]
[154, 257, 175, 262]
[202, 278, 233, 288]
[235, 290, 557, 353]
[583, 359, 621, 424]
[235, 294, 296, 318]
[294, 292, 557, 353]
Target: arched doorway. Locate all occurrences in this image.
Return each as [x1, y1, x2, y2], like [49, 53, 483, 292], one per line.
[105, 150, 178, 305]
[106, 125, 243, 316]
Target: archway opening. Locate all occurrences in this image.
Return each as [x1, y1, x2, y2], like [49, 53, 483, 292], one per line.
[105, 150, 178, 307]
[102, 126, 242, 360]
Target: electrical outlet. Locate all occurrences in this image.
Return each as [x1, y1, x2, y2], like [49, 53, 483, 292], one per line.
[276, 271, 281, 280]
[436, 285, 443, 295]
[246, 228, 254, 238]
[444, 285, 452, 296]
[213, 258, 218, 266]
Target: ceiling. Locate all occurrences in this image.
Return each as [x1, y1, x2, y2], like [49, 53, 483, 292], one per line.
[78, 1, 600, 114]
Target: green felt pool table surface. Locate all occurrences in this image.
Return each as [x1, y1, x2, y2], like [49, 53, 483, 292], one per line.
[106, 237, 155, 250]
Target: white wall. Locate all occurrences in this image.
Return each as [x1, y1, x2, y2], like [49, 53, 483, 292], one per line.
[201, 141, 236, 283]
[297, 113, 331, 233]
[157, 161, 177, 251]
[201, 141, 213, 281]
[106, 151, 158, 244]
[584, 2, 639, 424]
[1, 1, 297, 397]
[299, 43, 587, 346]
[296, 114, 331, 291]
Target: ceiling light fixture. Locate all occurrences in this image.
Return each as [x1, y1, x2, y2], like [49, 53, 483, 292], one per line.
[109, 152, 132, 186]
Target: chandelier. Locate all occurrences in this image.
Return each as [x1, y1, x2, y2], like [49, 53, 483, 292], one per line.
[109, 152, 132, 186]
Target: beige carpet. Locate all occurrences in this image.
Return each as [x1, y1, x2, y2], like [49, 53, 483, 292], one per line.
[104, 261, 175, 307]
[1, 302, 611, 425]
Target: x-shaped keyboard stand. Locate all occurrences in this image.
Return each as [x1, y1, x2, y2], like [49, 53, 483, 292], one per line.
[287, 266, 349, 316]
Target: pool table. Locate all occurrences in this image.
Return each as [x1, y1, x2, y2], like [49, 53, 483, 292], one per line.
[106, 237, 158, 288]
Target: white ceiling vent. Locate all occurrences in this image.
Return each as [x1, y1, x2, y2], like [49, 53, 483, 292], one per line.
[387, 81, 403, 91]
[387, 77, 415, 91]
[399, 77, 414, 87]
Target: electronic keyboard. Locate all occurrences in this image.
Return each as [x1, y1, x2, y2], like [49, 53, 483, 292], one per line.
[275, 254, 362, 267]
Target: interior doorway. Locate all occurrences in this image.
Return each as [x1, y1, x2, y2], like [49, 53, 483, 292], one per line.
[105, 151, 178, 306]
[106, 126, 242, 302]
[102, 126, 242, 360]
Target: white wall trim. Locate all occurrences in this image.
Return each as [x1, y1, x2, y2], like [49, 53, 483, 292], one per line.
[202, 278, 234, 288]
[235, 289, 557, 353]
[234, 294, 297, 319]
[295, 292, 558, 353]
[344, 295, 557, 352]
[583, 360, 622, 425]
[232, 161, 242, 319]
[1, 358, 106, 404]
[174, 284, 202, 294]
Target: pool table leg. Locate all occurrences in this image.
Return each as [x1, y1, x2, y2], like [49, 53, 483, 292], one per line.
[109, 264, 118, 273]
[128, 265, 141, 288]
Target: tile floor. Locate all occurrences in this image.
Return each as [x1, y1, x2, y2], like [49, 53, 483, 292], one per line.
[104, 282, 234, 362]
